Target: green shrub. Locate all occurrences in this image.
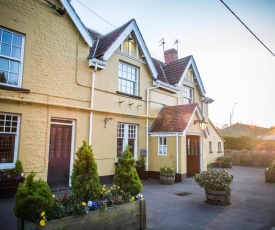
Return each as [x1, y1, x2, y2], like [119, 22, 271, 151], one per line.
[114, 145, 142, 196]
[160, 166, 175, 174]
[15, 159, 23, 175]
[14, 172, 54, 221]
[71, 140, 101, 201]
[194, 169, 233, 191]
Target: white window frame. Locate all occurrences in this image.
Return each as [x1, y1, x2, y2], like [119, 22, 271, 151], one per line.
[158, 137, 167, 156]
[117, 123, 138, 159]
[0, 27, 25, 88]
[0, 112, 20, 169]
[118, 61, 139, 96]
[183, 85, 193, 104]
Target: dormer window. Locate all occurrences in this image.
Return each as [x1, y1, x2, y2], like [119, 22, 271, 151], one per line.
[185, 69, 194, 82]
[183, 86, 193, 104]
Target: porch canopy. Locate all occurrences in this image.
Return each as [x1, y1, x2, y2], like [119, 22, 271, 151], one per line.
[149, 103, 205, 136]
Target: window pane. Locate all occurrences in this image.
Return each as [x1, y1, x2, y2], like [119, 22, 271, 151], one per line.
[9, 61, 19, 73]
[163, 146, 167, 155]
[0, 134, 15, 163]
[12, 34, 22, 47]
[1, 44, 11, 56]
[0, 29, 2, 42]
[0, 71, 7, 83]
[8, 73, 18, 85]
[2, 31, 12, 44]
[11, 47, 21, 59]
[0, 58, 9, 70]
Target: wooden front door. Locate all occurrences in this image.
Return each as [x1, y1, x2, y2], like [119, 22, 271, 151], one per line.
[47, 120, 73, 187]
[186, 135, 200, 177]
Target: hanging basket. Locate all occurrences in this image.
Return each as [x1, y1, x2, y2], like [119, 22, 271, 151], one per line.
[205, 190, 231, 205]
[160, 173, 175, 185]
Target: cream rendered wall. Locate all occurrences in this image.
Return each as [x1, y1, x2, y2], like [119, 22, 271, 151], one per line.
[0, 0, 92, 179]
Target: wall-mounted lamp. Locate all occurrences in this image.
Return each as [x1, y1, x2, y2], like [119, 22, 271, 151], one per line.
[128, 34, 135, 42]
[104, 116, 113, 128]
[194, 117, 208, 131]
[45, 0, 66, 15]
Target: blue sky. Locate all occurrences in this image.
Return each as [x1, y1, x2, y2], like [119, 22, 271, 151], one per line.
[72, 0, 275, 128]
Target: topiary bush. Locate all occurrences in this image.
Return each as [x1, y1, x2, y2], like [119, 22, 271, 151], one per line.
[14, 172, 54, 221]
[15, 159, 24, 175]
[71, 140, 101, 201]
[114, 145, 142, 196]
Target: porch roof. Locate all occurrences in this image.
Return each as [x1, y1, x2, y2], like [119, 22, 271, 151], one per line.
[149, 103, 201, 133]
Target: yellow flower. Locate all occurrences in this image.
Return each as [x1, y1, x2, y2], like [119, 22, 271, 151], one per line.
[52, 194, 55, 198]
[40, 211, 45, 217]
[40, 219, 46, 227]
[114, 184, 116, 187]
[130, 196, 135, 202]
[82, 202, 86, 206]
[117, 186, 120, 189]
[108, 189, 111, 193]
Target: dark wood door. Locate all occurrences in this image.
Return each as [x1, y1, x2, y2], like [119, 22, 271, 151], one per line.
[186, 135, 200, 177]
[47, 124, 72, 186]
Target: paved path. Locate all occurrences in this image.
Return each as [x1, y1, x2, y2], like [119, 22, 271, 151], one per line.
[143, 166, 275, 230]
[0, 166, 274, 230]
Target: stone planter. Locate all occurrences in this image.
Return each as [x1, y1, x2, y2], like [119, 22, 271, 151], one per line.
[160, 173, 175, 185]
[205, 189, 231, 205]
[18, 199, 146, 230]
[0, 177, 25, 199]
[265, 170, 275, 182]
[222, 163, 232, 168]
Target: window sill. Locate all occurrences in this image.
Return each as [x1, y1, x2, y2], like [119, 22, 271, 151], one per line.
[116, 91, 142, 100]
[217, 151, 223, 153]
[0, 85, 30, 93]
[209, 151, 213, 154]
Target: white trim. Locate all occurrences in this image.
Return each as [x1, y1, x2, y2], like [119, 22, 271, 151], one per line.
[158, 136, 167, 156]
[89, 58, 106, 69]
[115, 50, 146, 64]
[102, 20, 158, 78]
[178, 57, 206, 96]
[59, 0, 93, 47]
[0, 113, 20, 169]
[149, 132, 184, 137]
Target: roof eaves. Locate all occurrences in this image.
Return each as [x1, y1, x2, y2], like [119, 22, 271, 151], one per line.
[60, 0, 94, 47]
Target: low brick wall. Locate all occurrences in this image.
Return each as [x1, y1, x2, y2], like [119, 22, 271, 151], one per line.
[20, 199, 146, 230]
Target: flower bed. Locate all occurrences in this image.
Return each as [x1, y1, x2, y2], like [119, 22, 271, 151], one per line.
[19, 199, 146, 230]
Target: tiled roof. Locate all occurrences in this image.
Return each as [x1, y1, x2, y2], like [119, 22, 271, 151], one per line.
[152, 56, 192, 86]
[149, 103, 199, 133]
[88, 19, 135, 59]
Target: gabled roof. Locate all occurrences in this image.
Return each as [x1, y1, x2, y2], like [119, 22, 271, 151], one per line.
[149, 103, 203, 134]
[152, 55, 206, 96]
[87, 19, 158, 78]
[59, 0, 94, 47]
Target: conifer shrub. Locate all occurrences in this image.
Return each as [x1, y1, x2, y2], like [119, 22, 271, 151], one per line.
[71, 140, 101, 201]
[114, 145, 142, 196]
[15, 159, 24, 175]
[14, 172, 54, 221]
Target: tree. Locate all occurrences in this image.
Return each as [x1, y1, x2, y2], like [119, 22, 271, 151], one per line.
[114, 145, 142, 196]
[71, 140, 101, 201]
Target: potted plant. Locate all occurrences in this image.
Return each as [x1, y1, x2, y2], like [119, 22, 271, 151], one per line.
[136, 155, 147, 180]
[160, 166, 175, 185]
[194, 169, 233, 205]
[0, 159, 25, 199]
[265, 161, 275, 183]
[218, 155, 233, 168]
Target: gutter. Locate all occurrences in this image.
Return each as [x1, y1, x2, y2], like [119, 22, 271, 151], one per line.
[155, 80, 180, 93]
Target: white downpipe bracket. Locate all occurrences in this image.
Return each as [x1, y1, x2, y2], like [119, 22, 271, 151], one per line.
[146, 83, 160, 171]
[89, 63, 98, 146]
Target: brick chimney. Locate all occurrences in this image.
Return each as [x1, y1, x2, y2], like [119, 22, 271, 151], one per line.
[164, 48, 178, 63]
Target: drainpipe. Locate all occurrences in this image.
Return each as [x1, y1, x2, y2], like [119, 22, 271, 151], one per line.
[146, 83, 160, 171]
[89, 63, 98, 146]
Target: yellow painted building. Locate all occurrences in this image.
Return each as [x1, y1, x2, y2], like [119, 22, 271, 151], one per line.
[0, 0, 224, 186]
